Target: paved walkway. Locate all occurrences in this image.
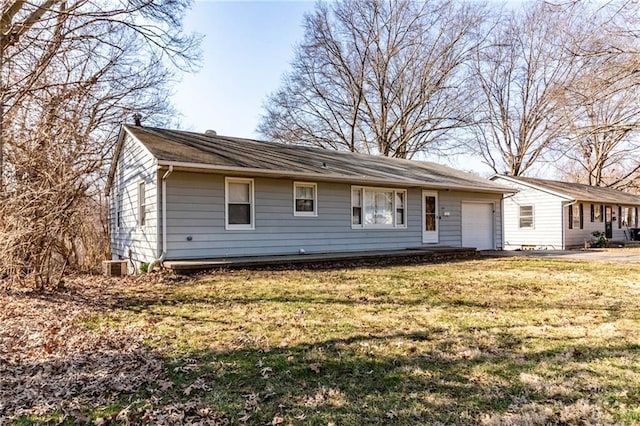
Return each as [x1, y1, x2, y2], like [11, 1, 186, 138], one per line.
[482, 249, 640, 262]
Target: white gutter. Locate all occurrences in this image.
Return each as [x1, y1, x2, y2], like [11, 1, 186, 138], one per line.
[150, 165, 173, 271]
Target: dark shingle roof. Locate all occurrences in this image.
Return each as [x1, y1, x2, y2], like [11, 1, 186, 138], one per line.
[498, 175, 640, 206]
[121, 125, 512, 193]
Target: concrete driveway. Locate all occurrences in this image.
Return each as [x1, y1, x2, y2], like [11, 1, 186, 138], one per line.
[482, 248, 640, 262]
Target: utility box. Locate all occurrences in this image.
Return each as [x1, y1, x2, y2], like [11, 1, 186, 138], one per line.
[103, 260, 128, 277]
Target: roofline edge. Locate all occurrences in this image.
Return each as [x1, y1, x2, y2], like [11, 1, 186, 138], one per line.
[156, 160, 513, 194]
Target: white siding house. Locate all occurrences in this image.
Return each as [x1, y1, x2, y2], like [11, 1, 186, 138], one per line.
[105, 125, 512, 270]
[492, 175, 640, 250]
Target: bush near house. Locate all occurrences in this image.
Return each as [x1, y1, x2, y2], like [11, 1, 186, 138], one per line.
[1, 256, 639, 425]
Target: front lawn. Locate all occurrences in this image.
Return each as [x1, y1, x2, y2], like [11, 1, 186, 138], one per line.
[2, 257, 639, 424]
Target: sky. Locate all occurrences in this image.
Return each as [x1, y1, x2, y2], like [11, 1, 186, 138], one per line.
[171, 0, 496, 175]
[172, 0, 316, 138]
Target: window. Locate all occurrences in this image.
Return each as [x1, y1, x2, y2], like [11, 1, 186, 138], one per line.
[225, 178, 254, 229]
[593, 204, 602, 222]
[366, 189, 393, 225]
[137, 181, 146, 227]
[351, 186, 407, 228]
[395, 192, 405, 226]
[625, 206, 636, 227]
[293, 182, 317, 216]
[569, 204, 583, 230]
[424, 194, 436, 231]
[352, 189, 362, 225]
[623, 207, 630, 227]
[519, 205, 534, 228]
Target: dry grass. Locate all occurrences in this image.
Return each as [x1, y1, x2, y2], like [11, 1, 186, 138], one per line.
[2, 256, 640, 424]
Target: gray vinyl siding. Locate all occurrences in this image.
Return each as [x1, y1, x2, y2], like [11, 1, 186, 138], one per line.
[109, 134, 158, 266]
[439, 191, 503, 249]
[498, 180, 565, 250]
[164, 171, 503, 259]
[564, 203, 636, 247]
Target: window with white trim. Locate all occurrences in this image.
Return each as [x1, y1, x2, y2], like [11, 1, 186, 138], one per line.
[519, 205, 533, 228]
[352, 188, 363, 225]
[137, 181, 146, 227]
[351, 186, 407, 228]
[294, 182, 317, 216]
[225, 178, 254, 229]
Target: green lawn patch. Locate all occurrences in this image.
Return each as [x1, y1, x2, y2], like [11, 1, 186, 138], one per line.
[2, 257, 639, 424]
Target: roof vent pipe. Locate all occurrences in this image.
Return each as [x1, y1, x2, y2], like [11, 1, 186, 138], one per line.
[204, 129, 217, 136]
[133, 112, 142, 126]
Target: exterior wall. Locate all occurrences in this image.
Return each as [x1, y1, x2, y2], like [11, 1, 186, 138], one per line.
[109, 134, 158, 269]
[494, 177, 640, 249]
[564, 203, 601, 248]
[496, 179, 565, 250]
[164, 171, 504, 259]
[439, 191, 503, 250]
[564, 203, 636, 247]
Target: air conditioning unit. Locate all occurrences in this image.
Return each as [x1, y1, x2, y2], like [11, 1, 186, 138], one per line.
[103, 260, 128, 277]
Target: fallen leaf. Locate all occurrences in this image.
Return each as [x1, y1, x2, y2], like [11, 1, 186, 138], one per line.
[261, 366, 273, 378]
[183, 384, 194, 396]
[157, 379, 174, 391]
[271, 415, 285, 425]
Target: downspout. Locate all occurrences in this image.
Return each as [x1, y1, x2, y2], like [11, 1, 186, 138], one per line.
[149, 165, 173, 271]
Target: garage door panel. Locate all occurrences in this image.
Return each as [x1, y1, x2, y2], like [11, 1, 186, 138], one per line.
[462, 202, 494, 250]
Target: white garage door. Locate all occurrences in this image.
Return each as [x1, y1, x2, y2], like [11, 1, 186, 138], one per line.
[461, 202, 494, 250]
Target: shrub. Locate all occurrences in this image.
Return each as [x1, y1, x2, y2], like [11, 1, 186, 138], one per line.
[591, 231, 608, 248]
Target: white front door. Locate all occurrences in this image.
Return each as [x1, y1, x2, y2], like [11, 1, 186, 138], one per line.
[422, 191, 438, 243]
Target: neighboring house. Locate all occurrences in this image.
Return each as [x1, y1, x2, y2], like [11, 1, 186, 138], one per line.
[491, 175, 640, 250]
[105, 124, 512, 270]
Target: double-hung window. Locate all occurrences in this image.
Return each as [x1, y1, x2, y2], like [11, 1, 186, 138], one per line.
[591, 203, 604, 223]
[596, 204, 603, 222]
[395, 192, 405, 226]
[569, 204, 583, 230]
[351, 186, 407, 228]
[352, 189, 363, 225]
[226, 178, 254, 230]
[519, 205, 533, 228]
[293, 182, 317, 216]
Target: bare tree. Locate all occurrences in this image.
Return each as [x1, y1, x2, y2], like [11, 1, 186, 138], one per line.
[557, 63, 640, 187]
[553, 1, 640, 189]
[258, 0, 487, 159]
[464, 2, 582, 176]
[0, 1, 200, 288]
